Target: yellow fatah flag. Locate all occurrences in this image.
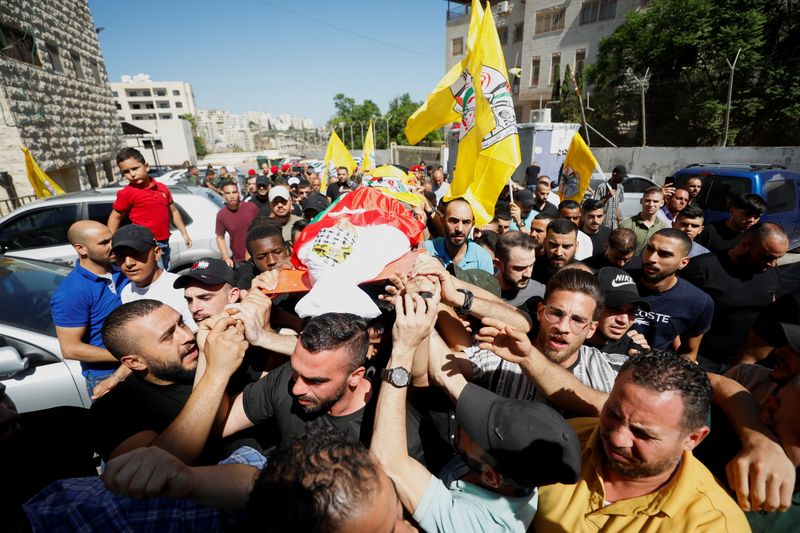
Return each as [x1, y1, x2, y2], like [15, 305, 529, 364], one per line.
[442, 4, 521, 227]
[404, 0, 486, 145]
[321, 130, 356, 193]
[362, 119, 376, 173]
[22, 147, 65, 198]
[558, 133, 598, 203]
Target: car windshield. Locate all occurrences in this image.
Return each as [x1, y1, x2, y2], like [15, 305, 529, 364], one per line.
[0, 257, 71, 336]
[683, 174, 752, 211]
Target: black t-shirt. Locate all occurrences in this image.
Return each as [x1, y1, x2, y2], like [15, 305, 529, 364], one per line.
[694, 220, 743, 252]
[751, 291, 800, 347]
[247, 194, 272, 217]
[585, 226, 612, 254]
[681, 251, 782, 365]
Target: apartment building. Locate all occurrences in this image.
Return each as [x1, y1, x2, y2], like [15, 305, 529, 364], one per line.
[110, 74, 196, 122]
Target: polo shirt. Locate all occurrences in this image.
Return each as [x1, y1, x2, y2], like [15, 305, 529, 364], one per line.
[534, 418, 749, 532]
[620, 214, 667, 255]
[112, 179, 173, 240]
[423, 237, 494, 274]
[50, 263, 129, 371]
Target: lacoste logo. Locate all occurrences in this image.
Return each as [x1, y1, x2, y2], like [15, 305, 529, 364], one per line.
[610, 274, 635, 288]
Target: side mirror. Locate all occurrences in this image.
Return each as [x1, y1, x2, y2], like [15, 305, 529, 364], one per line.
[0, 346, 29, 378]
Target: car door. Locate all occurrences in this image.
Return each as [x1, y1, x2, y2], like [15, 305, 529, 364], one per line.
[0, 204, 78, 263]
[762, 173, 800, 247]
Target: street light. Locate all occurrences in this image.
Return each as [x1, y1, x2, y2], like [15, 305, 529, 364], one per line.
[382, 115, 391, 149]
[349, 123, 354, 149]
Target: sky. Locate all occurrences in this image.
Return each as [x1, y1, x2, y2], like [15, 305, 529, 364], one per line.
[89, 0, 450, 126]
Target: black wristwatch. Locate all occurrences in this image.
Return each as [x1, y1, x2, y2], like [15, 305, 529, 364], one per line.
[381, 367, 411, 388]
[455, 288, 474, 314]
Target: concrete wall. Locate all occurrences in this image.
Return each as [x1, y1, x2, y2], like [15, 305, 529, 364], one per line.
[123, 119, 197, 167]
[0, 0, 123, 198]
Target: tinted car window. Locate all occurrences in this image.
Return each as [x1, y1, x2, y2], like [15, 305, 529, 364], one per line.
[0, 257, 71, 336]
[695, 175, 752, 211]
[0, 205, 78, 250]
[171, 202, 193, 229]
[763, 177, 797, 214]
[624, 178, 655, 194]
[87, 201, 130, 226]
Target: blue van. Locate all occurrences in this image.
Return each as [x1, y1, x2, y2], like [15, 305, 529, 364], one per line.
[672, 163, 800, 249]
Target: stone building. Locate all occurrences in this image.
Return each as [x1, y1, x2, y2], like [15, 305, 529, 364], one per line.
[0, 0, 122, 205]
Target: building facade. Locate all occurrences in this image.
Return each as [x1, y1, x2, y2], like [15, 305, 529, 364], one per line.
[0, 0, 123, 201]
[445, 0, 650, 122]
[110, 74, 196, 122]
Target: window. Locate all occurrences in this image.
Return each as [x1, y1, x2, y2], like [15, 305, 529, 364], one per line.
[550, 53, 561, 85]
[452, 37, 464, 56]
[764, 177, 797, 213]
[575, 49, 587, 76]
[173, 89, 180, 96]
[44, 43, 62, 73]
[0, 23, 41, 66]
[87, 60, 100, 83]
[111, 90, 118, 97]
[514, 23, 524, 43]
[157, 101, 170, 109]
[142, 139, 163, 149]
[580, 0, 617, 25]
[155, 88, 167, 96]
[0, 205, 78, 250]
[130, 103, 141, 110]
[69, 51, 83, 79]
[535, 6, 566, 35]
[126, 90, 138, 97]
[159, 113, 172, 119]
[498, 26, 508, 44]
[115, 102, 122, 110]
[141, 89, 151, 97]
[530, 57, 541, 86]
[0, 259, 73, 336]
[175, 102, 183, 108]
[88, 202, 130, 227]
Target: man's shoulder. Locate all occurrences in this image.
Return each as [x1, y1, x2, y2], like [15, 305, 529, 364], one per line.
[423, 237, 444, 255]
[52, 265, 96, 302]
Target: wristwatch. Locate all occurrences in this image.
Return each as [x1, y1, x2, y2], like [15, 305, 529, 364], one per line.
[381, 367, 411, 388]
[455, 288, 474, 314]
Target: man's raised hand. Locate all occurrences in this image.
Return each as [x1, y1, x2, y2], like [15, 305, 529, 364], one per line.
[475, 317, 533, 364]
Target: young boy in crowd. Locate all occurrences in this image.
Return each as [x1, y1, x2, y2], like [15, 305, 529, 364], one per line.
[108, 148, 192, 270]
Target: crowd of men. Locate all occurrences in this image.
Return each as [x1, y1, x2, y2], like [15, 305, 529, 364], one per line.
[3, 151, 798, 532]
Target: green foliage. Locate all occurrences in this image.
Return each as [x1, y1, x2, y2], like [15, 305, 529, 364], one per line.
[194, 135, 208, 158]
[586, 0, 800, 146]
[552, 64, 582, 123]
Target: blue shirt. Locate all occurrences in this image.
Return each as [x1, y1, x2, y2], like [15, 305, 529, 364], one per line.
[50, 263, 129, 370]
[423, 237, 494, 274]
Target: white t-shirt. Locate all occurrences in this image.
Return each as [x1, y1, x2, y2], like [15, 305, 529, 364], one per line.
[120, 271, 197, 332]
[576, 230, 594, 261]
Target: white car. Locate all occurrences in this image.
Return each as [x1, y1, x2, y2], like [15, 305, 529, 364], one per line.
[588, 174, 659, 219]
[0, 185, 224, 272]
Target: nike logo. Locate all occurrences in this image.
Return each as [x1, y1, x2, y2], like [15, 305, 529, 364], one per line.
[611, 274, 635, 288]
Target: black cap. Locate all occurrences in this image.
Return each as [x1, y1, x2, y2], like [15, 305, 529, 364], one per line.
[301, 192, 329, 214]
[256, 175, 270, 187]
[525, 165, 540, 186]
[173, 257, 238, 288]
[456, 383, 581, 487]
[612, 165, 628, 178]
[597, 267, 650, 311]
[514, 188, 535, 209]
[450, 264, 501, 297]
[112, 224, 157, 252]
[779, 322, 800, 353]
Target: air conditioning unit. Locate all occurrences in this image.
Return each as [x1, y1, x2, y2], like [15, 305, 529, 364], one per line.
[529, 108, 552, 123]
[497, 1, 510, 14]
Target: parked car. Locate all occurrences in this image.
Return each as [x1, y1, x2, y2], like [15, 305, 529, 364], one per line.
[672, 163, 800, 249]
[588, 174, 659, 219]
[0, 185, 224, 272]
[0, 256, 90, 412]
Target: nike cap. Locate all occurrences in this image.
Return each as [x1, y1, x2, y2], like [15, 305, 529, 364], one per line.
[597, 267, 650, 311]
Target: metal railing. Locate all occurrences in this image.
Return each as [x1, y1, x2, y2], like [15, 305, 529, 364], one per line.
[0, 194, 38, 217]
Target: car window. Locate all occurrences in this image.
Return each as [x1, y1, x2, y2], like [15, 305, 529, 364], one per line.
[0, 204, 78, 250]
[171, 202, 193, 230]
[763, 177, 797, 214]
[87, 202, 130, 226]
[693, 175, 752, 211]
[624, 178, 654, 194]
[0, 257, 71, 336]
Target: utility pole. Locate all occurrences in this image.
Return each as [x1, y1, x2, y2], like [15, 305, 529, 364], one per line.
[572, 68, 590, 145]
[629, 67, 651, 147]
[349, 123, 354, 148]
[722, 47, 741, 147]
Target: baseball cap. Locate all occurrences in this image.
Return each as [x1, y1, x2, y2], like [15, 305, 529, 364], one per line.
[612, 165, 628, 178]
[281, 164, 291, 172]
[301, 192, 329, 215]
[270, 165, 278, 174]
[450, 264, 501, 297]
[111, 224, 156, 252]
[597, 267, 650, 311]
[457, 383, 581, 487]
[287, 177, 300, 187]
[515, 188, 535, 209]
[779, 322, 800, 353]
[247, 169, 256, 176]
[173, 257, 237, 288]
[269, 186, 291, 202]
[256, 175, 270, 187]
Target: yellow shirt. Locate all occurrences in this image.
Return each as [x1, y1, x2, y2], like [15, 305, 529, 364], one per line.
[534, 418, 750, 533]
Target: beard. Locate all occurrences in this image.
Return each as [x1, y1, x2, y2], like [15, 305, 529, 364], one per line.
[148, 359, 196, 384]
[641, 265, 677, 283]
[502, 269, 529, 290]
[601, 438, 680, 479]
[295, 383, 346, 414]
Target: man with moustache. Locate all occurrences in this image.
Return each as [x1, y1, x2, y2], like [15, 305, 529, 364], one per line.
[493, 231, 544, 317]
[423, 198, 493, 274]
[532, 218, 581, 284]
[656, 186, 690, 224]
[580, 199, 612, 253]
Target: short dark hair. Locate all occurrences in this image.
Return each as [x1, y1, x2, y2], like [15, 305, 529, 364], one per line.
[544, 269, 604, 319]
[651, 228, 692, 257]
[675, 204, 704, 221]
[291, 219, 309, 237]
[297, 178, 310, 188]
[337, 166, 348, 173]
[246, 428, 380, 533]
[299, 313, 369, 372]
[246, 223, 284, 250]
[618, 350, 711, 431]
[102, 299, 164, 359]
[495, 231, 536, 264]
[222, 181, 239, 190]
[743, 221, 788, 245]
[534, 212, 555, 221]
[608, 228, 636, 253]
[476, 230, 499, 252]
[581, 198, 603, 213]
[732, 193, 768, 216]
[115, 147, 146, 165]
[494, 201, 511, 221]
[546, 218, 578, 237]
[558, 200, 581, 212]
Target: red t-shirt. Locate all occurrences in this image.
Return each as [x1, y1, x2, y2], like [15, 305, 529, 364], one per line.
[112, 180, 173, 240]
[215, 202, 259, 262]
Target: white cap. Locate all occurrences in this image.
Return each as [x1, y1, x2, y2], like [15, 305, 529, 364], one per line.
[268, 186, 290, 202]
[287, 177, 300, 186]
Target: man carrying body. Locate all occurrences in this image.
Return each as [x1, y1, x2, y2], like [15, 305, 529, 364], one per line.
[423, 198, 494, 274]
[593, 165, 626, 230]
[672, 204, 711, 257]
[236, 224, 293, 289]
[695, 193, 767, 252]
[558, 200, 593, 260]
[656, 186, 690, 224]
[682, 222, 789, 372]
[215, 181, 259, 267]
[580, 199, 612, 253]
[51, 221, 129, 395]
[620, 187, 667, 255]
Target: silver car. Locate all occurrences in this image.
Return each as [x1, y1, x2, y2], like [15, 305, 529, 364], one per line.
[588, 174, 659, 219]
[0, 256, 89, 412]
[0, 185, 224, 272]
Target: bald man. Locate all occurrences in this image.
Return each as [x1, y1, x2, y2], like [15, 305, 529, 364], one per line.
[50, 221, 130, 396]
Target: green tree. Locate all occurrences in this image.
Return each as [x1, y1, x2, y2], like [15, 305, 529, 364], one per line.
[553, 64, 582, 123]
[179, 113, 208, 157]
[587, 0, 800, 146]
[387, 93, 443, 147]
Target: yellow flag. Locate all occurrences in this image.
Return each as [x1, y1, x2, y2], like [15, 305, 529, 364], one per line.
[558, 132, 598, 203]
[362, 119, 375, 173]
[22, 147, 65, 198]
[321, 129, 356, 193]
[442, 4, 521, 227]
[404, 0, 486, 145]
